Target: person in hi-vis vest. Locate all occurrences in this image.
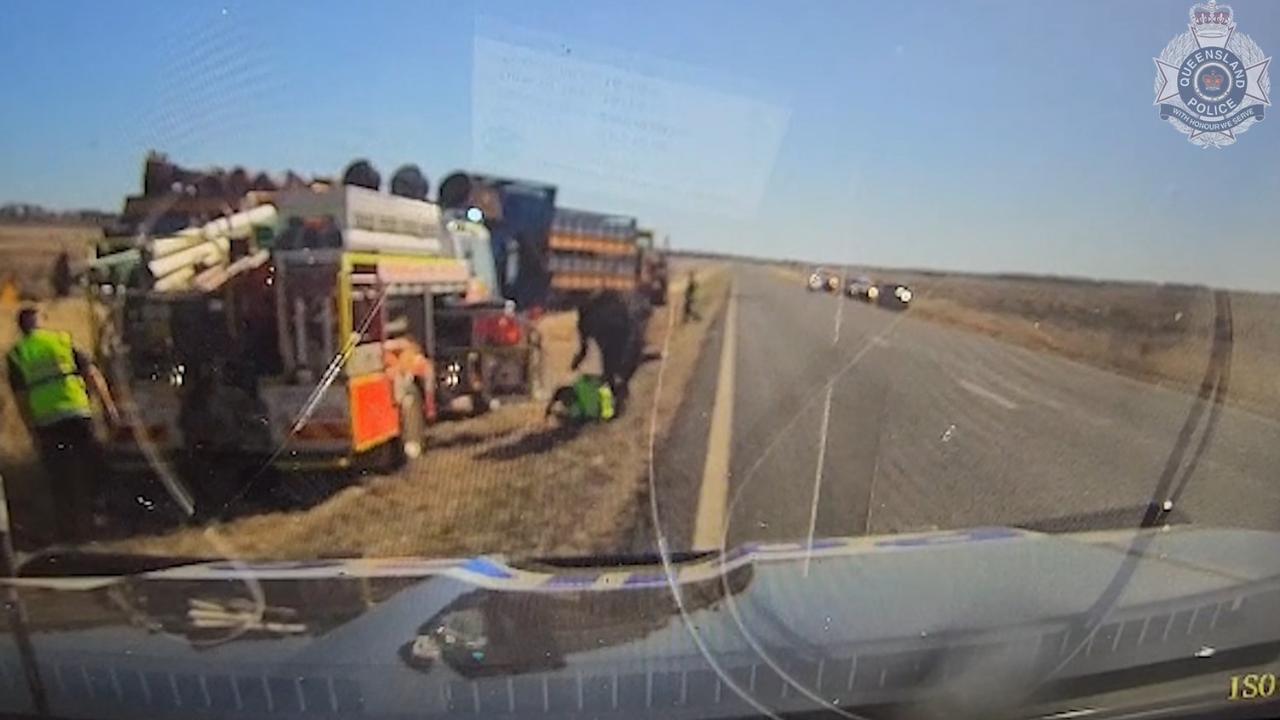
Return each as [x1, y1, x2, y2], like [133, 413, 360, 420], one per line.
[7, 306, 119, 544]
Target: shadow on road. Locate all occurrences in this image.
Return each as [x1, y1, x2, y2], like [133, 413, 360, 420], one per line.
[474, 424, 581, 461]
[2, 457, 61, 550]
[1015, 504, 1192, 535]
[91, 460, 364, 543]
[428, 430, 495, 451]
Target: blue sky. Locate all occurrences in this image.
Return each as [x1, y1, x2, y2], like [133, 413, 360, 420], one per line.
[2, 1, 1279, 290]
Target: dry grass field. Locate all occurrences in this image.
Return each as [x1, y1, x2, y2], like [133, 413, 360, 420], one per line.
[0, 224, 101, 299]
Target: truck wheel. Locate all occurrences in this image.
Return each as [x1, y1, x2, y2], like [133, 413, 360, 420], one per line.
[376, 439, 406, 473]
[468, 393, 494, 417]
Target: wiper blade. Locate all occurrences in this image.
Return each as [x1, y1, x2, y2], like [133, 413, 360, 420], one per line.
[521, 549, 717, 569]
[16, 549, 216, 578]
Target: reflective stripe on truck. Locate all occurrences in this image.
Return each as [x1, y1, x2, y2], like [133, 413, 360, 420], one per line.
[349, 373, 400, 452]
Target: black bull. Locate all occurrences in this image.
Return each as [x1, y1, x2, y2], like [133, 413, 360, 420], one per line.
[572, 291, 654, 408]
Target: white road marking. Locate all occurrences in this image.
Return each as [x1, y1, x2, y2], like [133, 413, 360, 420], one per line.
[983, 371, 1065, 410]
[862, 453, 880, 535]
[803, 383, 836, 577]
[958, 379, 1019, 410]
[693, 284, 738, 550]
[984, 371, 1122, 427]
[736, 308, 909, 490]
[1041, 709, 1097, 719]
[1017, 388, 1064, 410]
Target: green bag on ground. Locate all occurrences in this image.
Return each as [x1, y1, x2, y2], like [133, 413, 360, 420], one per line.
[570, 375, 615, 421]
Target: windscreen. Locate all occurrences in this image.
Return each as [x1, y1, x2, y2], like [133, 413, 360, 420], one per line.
[1, 3, 1279, 720]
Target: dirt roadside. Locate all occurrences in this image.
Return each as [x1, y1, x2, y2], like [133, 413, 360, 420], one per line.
[103, 267, 729, 560]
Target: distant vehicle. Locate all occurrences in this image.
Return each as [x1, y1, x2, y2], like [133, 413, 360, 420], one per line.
[847, 275, 913, 310]
[845, 274, 874, 299]
[883, 283, 913, 309]
[807, 267, 840, 293]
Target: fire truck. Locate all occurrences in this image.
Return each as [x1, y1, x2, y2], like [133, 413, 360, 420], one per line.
[99, 182, 534, 474]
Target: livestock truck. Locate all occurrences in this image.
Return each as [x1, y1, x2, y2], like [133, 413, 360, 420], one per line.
[546, 207, 642, 305]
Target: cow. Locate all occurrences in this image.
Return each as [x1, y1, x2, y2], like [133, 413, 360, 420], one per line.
[572, 291, 653, 413]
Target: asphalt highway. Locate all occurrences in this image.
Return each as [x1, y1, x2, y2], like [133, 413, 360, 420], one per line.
[647, 264, 1280, 552]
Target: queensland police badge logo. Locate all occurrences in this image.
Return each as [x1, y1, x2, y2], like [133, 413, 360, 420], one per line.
[1154, 1, 1270, 148]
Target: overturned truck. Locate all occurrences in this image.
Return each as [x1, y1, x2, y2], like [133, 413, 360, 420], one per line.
[437, 173, 668, 309]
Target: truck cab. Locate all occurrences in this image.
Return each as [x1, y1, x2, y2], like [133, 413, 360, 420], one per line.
[635, 229, 669, 306]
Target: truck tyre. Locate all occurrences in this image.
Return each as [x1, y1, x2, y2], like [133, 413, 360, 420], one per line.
[653, 287, 668, 307]
[469, 392, 494, 417]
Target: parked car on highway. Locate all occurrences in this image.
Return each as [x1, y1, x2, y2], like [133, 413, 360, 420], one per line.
[845, 274, 874, 299]
[847, 276, 914, 310]
[807, 266, 840, 293]
[880, 282, 913, 309]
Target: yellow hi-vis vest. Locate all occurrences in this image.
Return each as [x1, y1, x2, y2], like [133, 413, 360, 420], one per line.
[7, 329, 92, 426]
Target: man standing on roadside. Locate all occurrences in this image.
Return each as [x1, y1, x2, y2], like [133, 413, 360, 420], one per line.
[6, 305, 119, 544]
[682, 271, 701, 324]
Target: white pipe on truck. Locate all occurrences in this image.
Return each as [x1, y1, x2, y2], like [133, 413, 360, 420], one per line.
[147, 237, 230, 279]
[146, 204, 278, 261]
[198, 204, 277, 240]
[152, 266, 196, 292]
[149, 233, 209, 260]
